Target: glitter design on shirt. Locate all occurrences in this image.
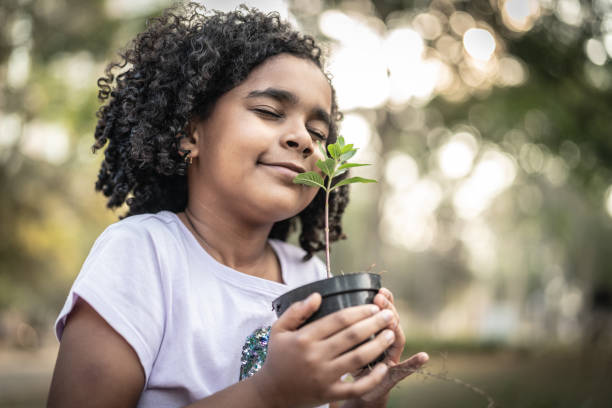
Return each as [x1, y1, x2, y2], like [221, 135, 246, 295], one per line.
[239, 326, 271, 381]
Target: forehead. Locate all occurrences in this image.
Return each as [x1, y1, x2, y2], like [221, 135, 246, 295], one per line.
[235, 54, 332, 112]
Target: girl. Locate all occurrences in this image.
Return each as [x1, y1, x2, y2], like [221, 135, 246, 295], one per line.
[47, 3, 428, 407]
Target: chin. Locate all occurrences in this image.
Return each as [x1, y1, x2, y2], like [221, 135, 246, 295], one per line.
[259, 200, 310, 223]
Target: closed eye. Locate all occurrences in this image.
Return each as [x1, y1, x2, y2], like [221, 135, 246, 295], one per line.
[253, 107, 283, 118]
[308, 128, 327, 141]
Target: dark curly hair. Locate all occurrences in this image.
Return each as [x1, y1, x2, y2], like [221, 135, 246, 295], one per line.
[92, 2, 350, 258]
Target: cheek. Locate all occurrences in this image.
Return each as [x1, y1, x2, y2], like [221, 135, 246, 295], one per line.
[302, 187, 319, 208]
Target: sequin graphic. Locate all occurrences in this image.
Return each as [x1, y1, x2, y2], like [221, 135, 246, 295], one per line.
[239, 326, 271, 381]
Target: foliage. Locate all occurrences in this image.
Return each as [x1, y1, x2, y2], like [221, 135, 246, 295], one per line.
[294, 137, 376, 277]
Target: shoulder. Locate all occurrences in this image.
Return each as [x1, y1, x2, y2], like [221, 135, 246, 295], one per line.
[269, 239, 327, 281]
[104, 211, 179, 234]
[85, 211, 186, 269]
[97, 211, 181, 245]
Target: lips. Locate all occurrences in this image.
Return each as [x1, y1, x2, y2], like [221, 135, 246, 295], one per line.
[258, 161, 306, 174]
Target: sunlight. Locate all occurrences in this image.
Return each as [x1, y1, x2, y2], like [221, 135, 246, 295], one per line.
[555, 0, 583, 26]
[50, 52, 97, 91]
[21, 121, 70, 165]
[7, 46, 30, 89]
[0, 113, 22, 149]
[585, 38, 608, 66]
[496, 56, 528, 86]
[543, 156, 569, 186]
[437, 131, 478, 179]
[605, 185, 612, 218]
[380, 178, 441, 252]
[106, 0, 290, 18]
[339, 113, 372, 162]
[502, 0, 541, 32]
[318, 9, 382, 46]
[453, 149, 517, 219]
[388, 58, 442, 105]
[327, 44, 389, 110]
[319, 10, 391, 109]
[605, 33, 612, 58]
[460, 218, 498, 277]
[519, 143, 545, 173]
[463, 28, 496, 61]
[384, 151, 419, 190]
[412, 12, 443, 40]
[449, 11, 475, 36]
[384, 28, 424, 67]
[384, 28, 430, 105]
[105, 0, 170, 18]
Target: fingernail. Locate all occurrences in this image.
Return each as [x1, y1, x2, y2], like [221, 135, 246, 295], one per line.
[369, 305, 380, 315]
[380, 309, 393, 322]
[418, 352, 429, 363]
[384, 330, 395, 343]
[303, 293, 317, 304]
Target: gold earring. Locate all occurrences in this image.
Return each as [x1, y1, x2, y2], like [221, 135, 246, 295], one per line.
[184, 150, 192, 165]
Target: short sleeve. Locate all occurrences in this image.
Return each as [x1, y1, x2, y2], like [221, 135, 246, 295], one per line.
[55, 222, 166, 381]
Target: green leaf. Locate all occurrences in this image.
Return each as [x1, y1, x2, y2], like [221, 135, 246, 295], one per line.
[338, 162, 370, 170]
[316, 158, 336, 177]
[337, 136, 346, 148]
[339, 149, 357, 162]
[331, 176, 377, 190]
[293, 172, 326, 189]
[327, 143, 341, 160]
[341, 143, 354, 154]
[317, 141, 327, 158]
[335, 168, 348, 177]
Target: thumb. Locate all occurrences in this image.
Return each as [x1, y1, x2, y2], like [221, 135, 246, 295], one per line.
[274, 292, 321, 332]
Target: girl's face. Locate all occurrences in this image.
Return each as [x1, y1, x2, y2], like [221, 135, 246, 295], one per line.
[185, 54, 332, 226]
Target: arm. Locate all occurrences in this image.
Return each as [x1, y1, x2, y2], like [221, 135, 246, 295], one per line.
[47, 299, 145, 408]
[47, 300, 273, 408]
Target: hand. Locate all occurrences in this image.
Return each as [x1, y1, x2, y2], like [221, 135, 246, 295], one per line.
[253, 293, 397, 408]
[346, 288, 429, 407]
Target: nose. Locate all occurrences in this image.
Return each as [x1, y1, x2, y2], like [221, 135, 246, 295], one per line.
[280, 123, 314, 157]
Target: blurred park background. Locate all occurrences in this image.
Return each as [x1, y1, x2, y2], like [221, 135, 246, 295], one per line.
[1, 0, 611, 406]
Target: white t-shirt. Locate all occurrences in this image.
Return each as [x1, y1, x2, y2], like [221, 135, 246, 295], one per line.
[55, 211, 329, 407]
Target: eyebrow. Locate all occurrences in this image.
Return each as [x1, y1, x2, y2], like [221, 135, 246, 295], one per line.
[246, 87, 331, 127]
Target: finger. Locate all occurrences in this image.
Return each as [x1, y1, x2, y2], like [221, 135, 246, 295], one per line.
[300, 303, 380, 340]
[353, 352, 429, 403]
[379, 287, 394, 303]
[330, 327, 395, 374]
[373, 293, 388, 310]
[384, 326, 405, 363]
[387, 352, 429, 384]
[373, 292, 404, 363]
[328, 362, 388, 400]
[373, 294, 399, 330]
[322, 309, 394, 358]
[273, 293, 321, 332]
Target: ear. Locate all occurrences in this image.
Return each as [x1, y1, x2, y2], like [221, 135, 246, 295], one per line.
[179, 121, 202, 158]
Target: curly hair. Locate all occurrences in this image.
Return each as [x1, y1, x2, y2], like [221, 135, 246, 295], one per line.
[92, 2, 350, 258]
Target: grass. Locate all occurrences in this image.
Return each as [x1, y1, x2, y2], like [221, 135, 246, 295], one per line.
[389, 343, 612, 407]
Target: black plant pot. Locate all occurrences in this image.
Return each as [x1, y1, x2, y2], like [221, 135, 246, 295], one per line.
[272, 272, 385, 366]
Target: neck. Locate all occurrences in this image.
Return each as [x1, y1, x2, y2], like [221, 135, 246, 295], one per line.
[181, 202, 277, 278]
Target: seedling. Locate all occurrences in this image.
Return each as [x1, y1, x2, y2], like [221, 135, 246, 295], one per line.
[293, 136, 376, 278]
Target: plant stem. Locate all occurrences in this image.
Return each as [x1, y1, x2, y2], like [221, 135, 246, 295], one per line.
[324, 180, 331, 279]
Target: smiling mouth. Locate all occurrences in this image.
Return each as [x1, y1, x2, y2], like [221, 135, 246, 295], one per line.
[258, 161, 306, 174]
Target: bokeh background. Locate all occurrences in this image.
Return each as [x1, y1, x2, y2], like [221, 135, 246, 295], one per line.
[1, 0, 611, 406]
